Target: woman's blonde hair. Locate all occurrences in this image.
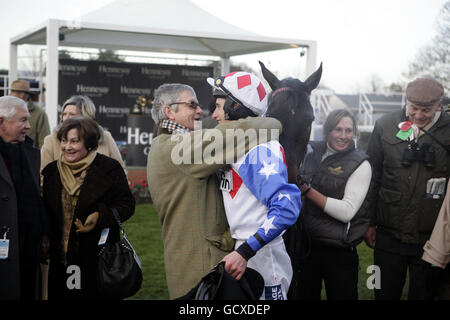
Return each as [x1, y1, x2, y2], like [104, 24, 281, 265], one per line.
[61, 95, 96, 121]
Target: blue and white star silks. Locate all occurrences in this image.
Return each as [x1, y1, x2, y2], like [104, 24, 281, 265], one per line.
[219, 140, 302, 253]
[278, 193, 291, 201]
[261, 216, 277, 235]
[258, 161, 278, 180]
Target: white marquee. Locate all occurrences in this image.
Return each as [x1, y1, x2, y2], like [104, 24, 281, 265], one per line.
[9, 0, 317, 129]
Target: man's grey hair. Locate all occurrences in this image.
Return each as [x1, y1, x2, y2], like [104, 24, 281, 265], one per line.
[0, 95, 27, 120]
[151, 83, 196, 124]
[62, 95, 96, 121]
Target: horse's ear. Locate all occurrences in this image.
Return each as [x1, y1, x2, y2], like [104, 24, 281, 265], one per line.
[305, 62, 323, 93]
[259, 61, 280, 90]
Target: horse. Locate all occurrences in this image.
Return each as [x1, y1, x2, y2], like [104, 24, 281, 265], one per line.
[259, 61, 322, 184]
[259, 61, 322, 299]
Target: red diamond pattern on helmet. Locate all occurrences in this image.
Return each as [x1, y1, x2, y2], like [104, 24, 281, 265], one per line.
[225, 72, 238, 78]
[257, 82, 266, 101]
[237, 74, 251, 89]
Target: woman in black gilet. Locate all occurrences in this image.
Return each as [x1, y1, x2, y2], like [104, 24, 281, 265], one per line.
[296, 109, 372, 300]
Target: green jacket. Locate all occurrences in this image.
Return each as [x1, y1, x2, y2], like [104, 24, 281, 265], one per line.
[27, 101, 50, 149]
[147, 117, 281, 299]
[366, 109, 450, 245]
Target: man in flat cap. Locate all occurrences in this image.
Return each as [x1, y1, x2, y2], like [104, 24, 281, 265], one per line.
[364, 76, 450, 300]
[10, 79, 50, 148]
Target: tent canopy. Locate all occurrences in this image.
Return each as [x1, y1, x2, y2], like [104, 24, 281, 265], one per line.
[11, 0, 317, 58]
[9, 0, 317, 129]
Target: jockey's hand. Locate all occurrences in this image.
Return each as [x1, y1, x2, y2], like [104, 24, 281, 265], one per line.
[296, 174, 311, 189]
[221, 251, 247, 280]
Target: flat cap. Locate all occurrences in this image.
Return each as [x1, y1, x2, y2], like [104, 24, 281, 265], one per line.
[406, 77, 444, 107]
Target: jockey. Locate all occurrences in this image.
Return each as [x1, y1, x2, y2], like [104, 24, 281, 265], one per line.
[207, 72, 302, 300]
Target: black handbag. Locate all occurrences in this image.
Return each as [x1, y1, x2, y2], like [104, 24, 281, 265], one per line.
[177, 262, 264, 300]
[97, 208, 142, 299]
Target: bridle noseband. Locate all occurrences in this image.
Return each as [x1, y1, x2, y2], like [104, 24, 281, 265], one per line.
[270, 87, 295, 115]
[271, 87, 293, 98]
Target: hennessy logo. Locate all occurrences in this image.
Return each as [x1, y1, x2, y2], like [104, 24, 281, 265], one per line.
[327, 165, 344, 175]
[98, 65, 130, 75]
[76, 84, 109, 94]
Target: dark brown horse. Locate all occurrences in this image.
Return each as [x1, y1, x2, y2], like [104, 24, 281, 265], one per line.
[259, 61, 322, 183]
[260, 61, 322, 299]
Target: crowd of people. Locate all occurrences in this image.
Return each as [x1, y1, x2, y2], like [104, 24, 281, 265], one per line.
[0, 72, 449, 300]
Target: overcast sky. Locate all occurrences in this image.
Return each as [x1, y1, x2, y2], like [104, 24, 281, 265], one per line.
[0, 0, 447, 93]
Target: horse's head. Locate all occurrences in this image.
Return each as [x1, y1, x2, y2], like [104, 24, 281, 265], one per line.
[259, 61, 322, 183]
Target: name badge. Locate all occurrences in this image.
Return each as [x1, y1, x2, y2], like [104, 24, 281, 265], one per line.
[98, 228, 109, 246]
[426, 177, 447, 199]
[0, 240, 9, 260]
[219, 169, 233, 193]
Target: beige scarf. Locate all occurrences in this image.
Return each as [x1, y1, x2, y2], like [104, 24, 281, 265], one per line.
[57, 151, 97, 196]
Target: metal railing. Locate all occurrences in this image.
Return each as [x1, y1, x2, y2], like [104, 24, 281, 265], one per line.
[310, 90, 333, 124]
[1, 74, 42, 92]
[358, 93, 374, 126]
[0, 75, 8, 94]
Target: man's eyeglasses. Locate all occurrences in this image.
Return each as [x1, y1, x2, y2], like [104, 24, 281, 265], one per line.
[169, 101, 200, 109]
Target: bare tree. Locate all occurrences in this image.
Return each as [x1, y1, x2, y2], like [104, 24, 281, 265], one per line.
[59, 50, 73, 60]
[385, 82, 404, 93]
[18, 45, 43, 77]
[96, 49, 124, 62]
[405, 1, 450, 91]
[367, 73, 384, 93]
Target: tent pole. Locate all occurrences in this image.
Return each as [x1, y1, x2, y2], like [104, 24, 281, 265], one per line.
[46, 19, 60, 130]
[8, 44, 18, 88]
[220, 57, 230, 75]
[306, 42, 317, 77]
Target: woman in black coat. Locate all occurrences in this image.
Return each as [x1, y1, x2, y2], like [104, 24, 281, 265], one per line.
[42, 117, 135, 300]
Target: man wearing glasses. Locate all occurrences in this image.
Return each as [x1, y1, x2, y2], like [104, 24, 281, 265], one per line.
[147, 83, 281, 299]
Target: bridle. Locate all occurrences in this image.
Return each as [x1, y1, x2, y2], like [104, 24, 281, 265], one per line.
[271, 87, 293, 98]
[270, 87, 296, 116]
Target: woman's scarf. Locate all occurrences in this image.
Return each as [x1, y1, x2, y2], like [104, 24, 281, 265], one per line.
[57, 151, 97, 196]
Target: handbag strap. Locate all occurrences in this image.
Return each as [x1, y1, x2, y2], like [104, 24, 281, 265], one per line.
[111, 208, 129, 241]
[108, 208, 142, 268]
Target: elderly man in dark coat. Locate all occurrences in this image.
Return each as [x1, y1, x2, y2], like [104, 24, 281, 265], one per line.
[10, 79, 50, 149]
[0, 95, 48, 300]
[364, 77, 450, 300]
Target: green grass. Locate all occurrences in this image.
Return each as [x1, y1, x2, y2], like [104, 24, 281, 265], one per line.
[123, 204, 169, 300]
[125, 203, 408, 300]
[357, 242, 376, 300]
[357, 243, 409, 300]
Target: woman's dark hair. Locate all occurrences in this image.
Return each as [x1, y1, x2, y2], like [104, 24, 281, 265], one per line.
[57, 116, 101, 151]
[323, 109, 359, 140]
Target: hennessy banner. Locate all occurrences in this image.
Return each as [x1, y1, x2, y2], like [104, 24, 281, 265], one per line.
[58, 59, 214, 144]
